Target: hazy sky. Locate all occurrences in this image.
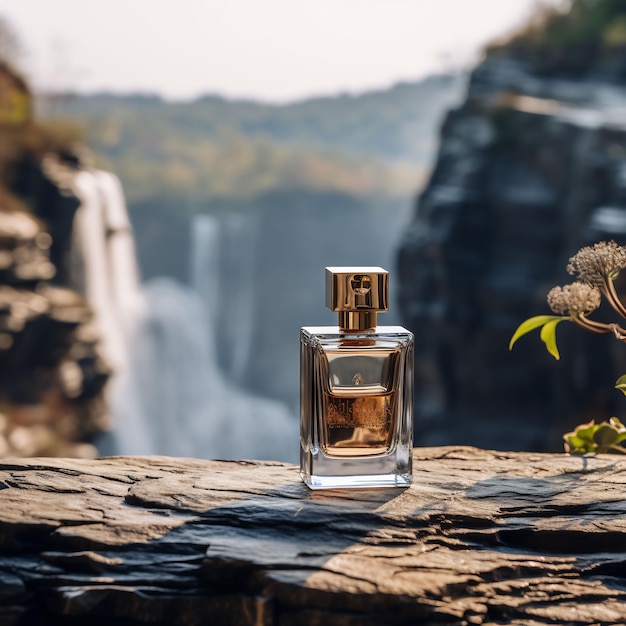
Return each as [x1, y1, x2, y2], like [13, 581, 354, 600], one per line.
[0, 0, 555, 102]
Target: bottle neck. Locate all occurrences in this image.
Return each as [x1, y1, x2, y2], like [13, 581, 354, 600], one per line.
[338, 311, 377, 332]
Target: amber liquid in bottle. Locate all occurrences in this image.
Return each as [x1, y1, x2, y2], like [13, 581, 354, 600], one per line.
[319, 344, 399, 457]
[323, 387, 396, 456]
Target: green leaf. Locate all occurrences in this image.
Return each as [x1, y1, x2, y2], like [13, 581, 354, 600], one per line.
[509, 315, 563, 351]
[564, 433, 587, 449]
[573, 420, 598, 442]
[539, 318, 564, 360]
[564, 434, 594, 454]
[594, 424, 619, 448]
[564, 420, 598, 454]
[615, 375, 626, 396]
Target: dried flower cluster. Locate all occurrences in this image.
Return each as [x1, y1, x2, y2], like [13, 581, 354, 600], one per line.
[567, 240, 626, 285]
[547, 282, 601, 316]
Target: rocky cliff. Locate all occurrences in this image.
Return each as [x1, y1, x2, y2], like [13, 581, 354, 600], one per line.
[397, 54, 626, 450]
[0, 200, 110, 456]
[0, 62, 110, 457]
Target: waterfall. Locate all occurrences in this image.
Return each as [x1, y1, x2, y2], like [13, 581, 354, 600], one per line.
[190, 215, 221, 346]
[93, 172, 143, 322]
[71, 172, 296, 461]
[139, 278, 295, 460]
[187, 214, 296, 460]
[215, 214, 258, 383]
[71, 169, 155, 454]
[71, 170, 126, 372]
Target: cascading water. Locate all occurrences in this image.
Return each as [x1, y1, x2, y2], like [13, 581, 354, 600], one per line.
[71, 170, 127, 372]
[187, 214, 295, 460]
[71, 171, 296, 461]
[190, 215, 221, 340]
[72, 169, 155, 454]
[138, 278, 295, 460]
[212, 214, 258, 384]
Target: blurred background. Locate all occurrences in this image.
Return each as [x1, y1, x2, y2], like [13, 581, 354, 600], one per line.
[0, 0, 625, 461]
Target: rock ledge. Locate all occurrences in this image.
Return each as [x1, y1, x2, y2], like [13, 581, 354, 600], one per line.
[1, 446, 625, 625]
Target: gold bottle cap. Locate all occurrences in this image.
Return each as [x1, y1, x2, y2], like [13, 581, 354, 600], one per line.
[325, 267, 389, 331]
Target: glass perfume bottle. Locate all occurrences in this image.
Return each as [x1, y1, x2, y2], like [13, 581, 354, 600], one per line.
[300, 267, 414, 489]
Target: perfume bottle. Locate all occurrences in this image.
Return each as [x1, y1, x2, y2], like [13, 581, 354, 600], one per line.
[300, 267, 414, 489]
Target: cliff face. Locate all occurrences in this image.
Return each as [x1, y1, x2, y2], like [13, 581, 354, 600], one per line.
[397, 56, 626, 450]
[0, 203, 110, 457]
[0, 62, 111, 457]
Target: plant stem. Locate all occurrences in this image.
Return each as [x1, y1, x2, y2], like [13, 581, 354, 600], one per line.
[573, 315, 626, 340]
[602, 277, 626, 318]
[573, 316, 612, 334]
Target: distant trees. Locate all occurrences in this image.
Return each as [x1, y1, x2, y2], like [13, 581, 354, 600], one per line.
[486, 0, 626, 77]
[37, 77, 462, 212]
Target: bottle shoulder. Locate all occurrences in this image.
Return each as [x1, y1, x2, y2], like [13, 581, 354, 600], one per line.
[301, 326, 413, 348]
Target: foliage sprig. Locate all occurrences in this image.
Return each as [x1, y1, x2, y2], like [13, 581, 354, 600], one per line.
[510, 240, 626, 454]
[563, 417, 626, 455]
[510, 241, 626, 359]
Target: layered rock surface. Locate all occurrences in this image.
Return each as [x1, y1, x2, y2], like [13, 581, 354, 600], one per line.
[0, 447, 625, 625]
[397, 56, 626, 450]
